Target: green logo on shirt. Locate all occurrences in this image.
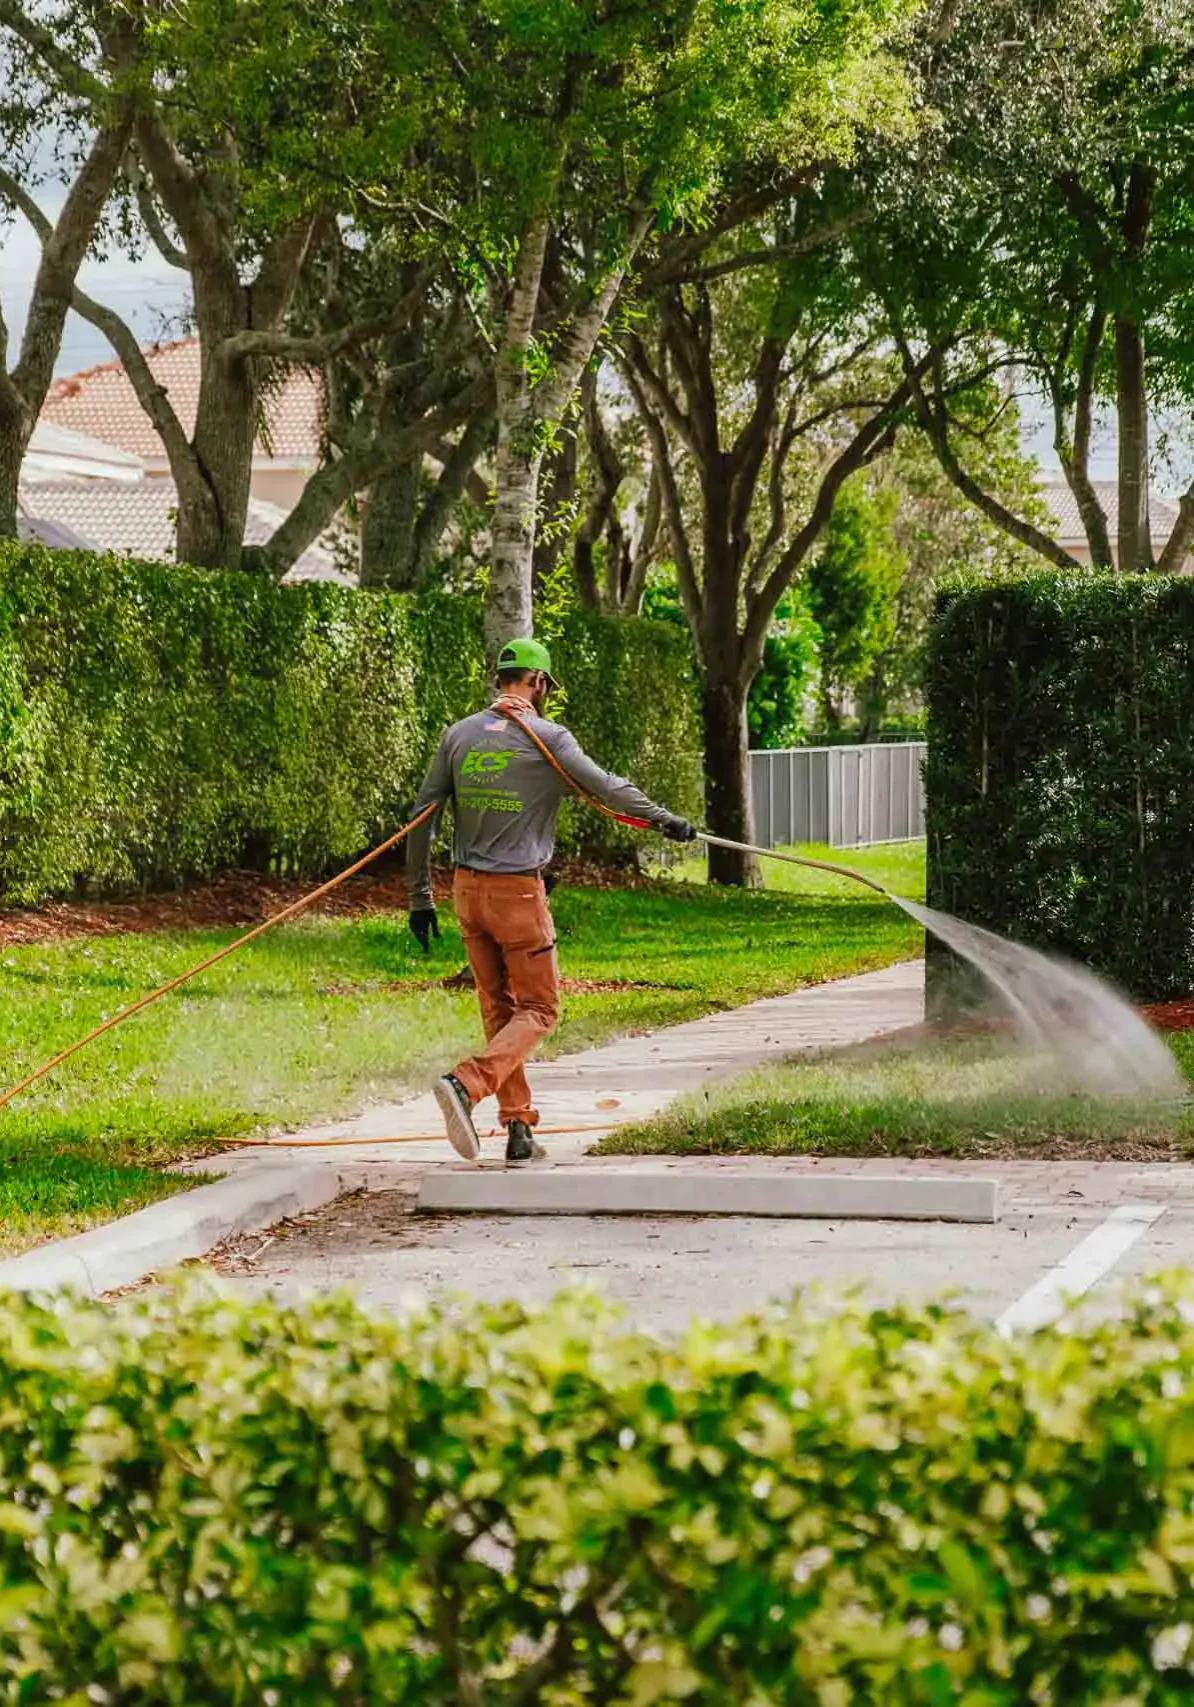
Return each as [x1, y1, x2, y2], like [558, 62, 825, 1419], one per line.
[461, 749, 512, 777]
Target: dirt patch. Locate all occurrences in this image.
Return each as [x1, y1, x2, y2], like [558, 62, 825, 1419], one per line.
[0, 857, 670, 950]
[321, 975, 682, 997]
[889, 1133, 1194, 1163]
[203, 1187, 423, 1276]
[102, 1188, 424, 1296]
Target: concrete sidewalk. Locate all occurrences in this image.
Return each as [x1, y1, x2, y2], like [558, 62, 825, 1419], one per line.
[0, 959, 924, 1296]
[190, 955, 1188, 1335]
[227, 1157, 1194, 1335]
[203, 958, 924, 1183]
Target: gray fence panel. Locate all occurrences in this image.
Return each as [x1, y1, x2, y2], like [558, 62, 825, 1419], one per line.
[810, 749, 829, 844]
[748, 742, 926, 849]
[773, 749, 792, 853]
[751, 758, 771, 847]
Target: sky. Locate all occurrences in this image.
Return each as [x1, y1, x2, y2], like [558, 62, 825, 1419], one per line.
[0, 187, 192, 376]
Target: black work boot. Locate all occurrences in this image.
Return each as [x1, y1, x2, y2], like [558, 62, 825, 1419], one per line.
[505, 1120, 546, 1165]
[434, 1072, 480, 1161]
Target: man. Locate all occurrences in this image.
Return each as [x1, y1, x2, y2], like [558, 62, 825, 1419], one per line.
[406, 636, 697, 1164]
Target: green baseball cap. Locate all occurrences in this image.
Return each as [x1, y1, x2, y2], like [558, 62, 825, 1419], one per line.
[496, 636, 559, 687]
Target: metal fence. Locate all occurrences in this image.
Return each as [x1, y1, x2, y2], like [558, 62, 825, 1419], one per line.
[750, 742, 926, 850]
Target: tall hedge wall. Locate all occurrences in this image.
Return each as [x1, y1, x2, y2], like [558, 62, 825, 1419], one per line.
[0, 543, 702, 904]
[5, 1280, 1194, 1704]
[924, 572, 1194, 1001]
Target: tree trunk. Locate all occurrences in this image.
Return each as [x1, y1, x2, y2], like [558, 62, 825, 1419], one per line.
[0, 121, 132, 540]
[574, 365, 623, 609]
[618, 460, 661, 614]
[176, 336, 258, 568]
[487, 211, 550, 653]
[1115, 315, 1150, 570]
[488, 431, 540, 652]
[360, 463, 420, 588]
[858, 663, 886, 742]
[1069, 469, 1115, 569]
[573, 534, 601, 609]
[130, 114, 317, 572]
[702, 679, 762, 888]
[1060, 302, 1114, 567]
[602, 519, 630, 612]
[170, 266, 260, 569]
[1158, 484, 1194, 575]
[0, 396, 26, 539]
[174, 442, 255, 567]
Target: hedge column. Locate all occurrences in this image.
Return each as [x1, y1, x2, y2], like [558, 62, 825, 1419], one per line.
[924, 572, 1194, 1002]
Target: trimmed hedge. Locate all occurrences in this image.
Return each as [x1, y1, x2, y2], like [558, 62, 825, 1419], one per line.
[0, 544, 702, 903]
[4, 1281, 1194, 1703]
[925, 573, 1194, 1001]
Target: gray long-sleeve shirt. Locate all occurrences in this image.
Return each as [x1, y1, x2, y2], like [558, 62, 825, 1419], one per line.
[405, 704, 676, 909]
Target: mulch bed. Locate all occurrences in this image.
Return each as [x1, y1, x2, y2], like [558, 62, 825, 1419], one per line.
[0, 865, 423, 949]
[1141, 999, 1194, 1032]
[0, 857, 662, 951]
[866, 1000, 1194, 1051]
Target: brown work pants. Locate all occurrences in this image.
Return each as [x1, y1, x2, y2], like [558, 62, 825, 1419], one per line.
[451, 869, 559, 1125]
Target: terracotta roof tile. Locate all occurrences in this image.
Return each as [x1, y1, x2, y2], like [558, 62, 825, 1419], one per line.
[41, 338, 323, 463]
[1038, 479, 1179, 552]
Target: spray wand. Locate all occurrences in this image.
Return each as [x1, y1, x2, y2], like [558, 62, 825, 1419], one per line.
[695, 832, 891, 897]
[494, 699, 896, 898]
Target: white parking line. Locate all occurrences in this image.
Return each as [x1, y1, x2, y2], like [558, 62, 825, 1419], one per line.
[996, 1202, 1167, 1336]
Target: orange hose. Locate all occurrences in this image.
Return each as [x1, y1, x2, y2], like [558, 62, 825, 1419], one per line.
[0, 694, 655, 1115]
[0, 692, 641, 1117]
[0, 803, 439, 1112]
[493, 697, 655, 830]
[0, 696, 889, 1118]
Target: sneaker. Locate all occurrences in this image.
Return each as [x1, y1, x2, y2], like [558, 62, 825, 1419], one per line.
[434, 1073, 480, 1161]
[505, 1120, 546, 1165]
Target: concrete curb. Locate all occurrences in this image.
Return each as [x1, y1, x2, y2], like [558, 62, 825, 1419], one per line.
[0, 1163, 367, 1297]
[418, 1165, 999, 1224]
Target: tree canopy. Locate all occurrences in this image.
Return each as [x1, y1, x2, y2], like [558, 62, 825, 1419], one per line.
[863, 0, 1194, 572]
[9, 0, 1194, 880]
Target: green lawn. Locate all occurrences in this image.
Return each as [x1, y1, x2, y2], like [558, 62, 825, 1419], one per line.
[597, 1029, 1194, 1161]
[0, 845, 923, 1255]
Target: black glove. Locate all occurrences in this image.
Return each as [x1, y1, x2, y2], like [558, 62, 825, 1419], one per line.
[543, 871, 557, 897]
[662, 814, 699, 843]
[409, 906, 440, 953]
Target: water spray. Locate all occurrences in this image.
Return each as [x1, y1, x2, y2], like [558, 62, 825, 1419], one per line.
[699, 830, 1182, 1102]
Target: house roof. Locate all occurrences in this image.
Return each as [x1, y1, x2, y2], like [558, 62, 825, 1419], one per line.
[41, 338, 323, 464]
[1038, 479, 1181, 552]
[16, 510, 96, 550]
[17, 481, 352, 585]
[23, 420, 145, 484]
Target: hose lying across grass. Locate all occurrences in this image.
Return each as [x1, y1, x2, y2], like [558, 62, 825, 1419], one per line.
[0, 780, 890, 1117]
